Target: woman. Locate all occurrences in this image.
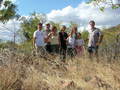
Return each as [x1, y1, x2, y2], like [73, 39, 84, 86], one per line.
[59, 25, 68, 61]
[48, 26, 59, 54]
[67, 29, 76, 58]
[75, 33, 85, 56]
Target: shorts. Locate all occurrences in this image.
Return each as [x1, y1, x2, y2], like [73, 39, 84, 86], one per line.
[87, 46, 99, 53]
[35, 46, 46, 56]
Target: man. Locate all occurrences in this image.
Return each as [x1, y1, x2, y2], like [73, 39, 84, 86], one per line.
[44, 23, 52, 53]
[33, 23, 46, 55]
[87, 20, 103, 59]
[59, 25, 68, 61]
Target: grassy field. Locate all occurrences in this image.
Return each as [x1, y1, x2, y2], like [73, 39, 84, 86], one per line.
[0, 48, 120, 90]
[0, 25, 120, 90]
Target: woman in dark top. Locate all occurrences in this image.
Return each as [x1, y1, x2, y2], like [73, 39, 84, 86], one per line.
[59, 25, 68, 61]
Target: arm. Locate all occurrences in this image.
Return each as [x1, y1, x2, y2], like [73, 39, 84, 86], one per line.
[97, 31, 104, 46]
[58, 32, 61, 46]
[44, 32, 52, 43]
[33, 31, 36, 48]
[99, 34, 104, 44]
[33, 37, 36, 48]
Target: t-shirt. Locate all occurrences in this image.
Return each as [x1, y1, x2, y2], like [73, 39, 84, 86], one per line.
[88, 28, 103, 47]
[67, 36, 75, 48]
[76, 39, 84, 46]
[59, 32, 68, 48]
[50, 34, 59, 45]
[33, 30, 45, 46]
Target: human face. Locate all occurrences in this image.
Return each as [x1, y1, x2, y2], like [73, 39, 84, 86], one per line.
[74, 27, 77, 33]
[77, 33, 81, 39]
[61, 26, 66, 32]
[46, 24, 50, 30]
[38, 24, 42, 30]
[89, 22, 95, 29]
[52, 27, 57, 34]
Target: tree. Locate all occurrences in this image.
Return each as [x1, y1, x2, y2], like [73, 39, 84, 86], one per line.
[49, 21, 61, 30]
[0, 0, 19, 23]
[87, 0, 120, 11]
[19, 12, 47, 41]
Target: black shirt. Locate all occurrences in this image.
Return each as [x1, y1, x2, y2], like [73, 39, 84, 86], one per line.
[59, 31, 68, 49]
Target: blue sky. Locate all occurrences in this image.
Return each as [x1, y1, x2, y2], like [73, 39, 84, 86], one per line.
[16, 0, 87, 15]
[1, 0, 120, 41]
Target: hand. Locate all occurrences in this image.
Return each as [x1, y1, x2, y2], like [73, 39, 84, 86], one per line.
[33, 44, 35, 49]
[96, 42, 100, 46]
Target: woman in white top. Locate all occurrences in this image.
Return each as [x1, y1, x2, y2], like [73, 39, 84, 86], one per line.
[67, 29, 76, 58]
[75, 33, 85, 56]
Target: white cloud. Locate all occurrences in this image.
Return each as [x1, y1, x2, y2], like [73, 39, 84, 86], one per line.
[6, 0, 16, 3]
[0, 19, 21, 42]
[47, 2, 120, 31]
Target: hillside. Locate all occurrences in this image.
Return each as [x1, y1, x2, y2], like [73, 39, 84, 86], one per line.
[0, 25, 120, 90]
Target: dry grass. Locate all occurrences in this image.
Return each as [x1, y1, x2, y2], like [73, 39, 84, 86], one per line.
[0, 46, 120, 90]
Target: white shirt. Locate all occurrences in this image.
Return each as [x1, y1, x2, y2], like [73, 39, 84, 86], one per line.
[76, 39, 84, 46]
[67, 36, 75, 48]
[88, 28, 102, 47]
[33, 30, 45, 46]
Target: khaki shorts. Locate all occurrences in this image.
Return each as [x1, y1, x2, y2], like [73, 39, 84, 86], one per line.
[35, 46, 46, 56]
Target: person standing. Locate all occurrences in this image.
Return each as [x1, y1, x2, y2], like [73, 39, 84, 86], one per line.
[59, 25, 68, 61]
[47, 26, 59, 54]
[87, 20, 103, 59]
[33, 23, 46, 55]
[44, 23, 52, 53]
[75, 33, 85, 56]
[67, 29, 76, 58]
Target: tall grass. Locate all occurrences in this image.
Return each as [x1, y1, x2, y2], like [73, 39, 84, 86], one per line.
[0, 26, 120, 90]
[0, 40, 120, 90]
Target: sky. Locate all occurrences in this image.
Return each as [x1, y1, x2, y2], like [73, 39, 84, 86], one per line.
[16, 0, 86, 15]
[0, 0, 120, 41]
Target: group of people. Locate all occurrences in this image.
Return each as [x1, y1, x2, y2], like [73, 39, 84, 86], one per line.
[33, 20, 103, 61]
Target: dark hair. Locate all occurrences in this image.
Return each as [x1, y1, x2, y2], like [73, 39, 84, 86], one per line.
[52, 26, 57, 31]
[62, 25, 66, 28]
[78, 33, 81, 36]
[46, 23, 50, 26]
[61, 25, 66, 31]
[38, 23, 43, 26]
[89, 20, 95, 24]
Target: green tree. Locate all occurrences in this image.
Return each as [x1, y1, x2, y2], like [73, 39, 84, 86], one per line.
[19, 12, 47, 41]
[87, 0, 120, 11]
[0, 0, 19, 23]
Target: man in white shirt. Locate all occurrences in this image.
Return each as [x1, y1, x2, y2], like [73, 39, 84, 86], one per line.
[87, 20, 103, 59]
[33, 23, 46, 55]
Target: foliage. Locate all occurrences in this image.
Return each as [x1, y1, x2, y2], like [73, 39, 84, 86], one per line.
[87, 0, 120, 11]
[19, 12, 47, 41]
[0, 0, 19, 23]
[49, 21, 61, 30]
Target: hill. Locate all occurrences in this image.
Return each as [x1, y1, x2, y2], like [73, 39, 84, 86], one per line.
[0, 24, 120, 90]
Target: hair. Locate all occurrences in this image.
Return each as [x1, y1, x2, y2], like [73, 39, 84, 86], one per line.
[38, 23, 43, 26]
[78, 32, 81, 36]
[46, 23, 50, 26]
[52, 26, 57, 31]
[61, 25, 66, 31]
[72, 26, 77, 33]
[89, 20, 95, 25]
